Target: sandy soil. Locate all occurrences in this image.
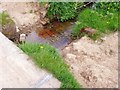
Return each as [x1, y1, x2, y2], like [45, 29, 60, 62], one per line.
[62, 32, 118, 88]
[0, 1, 48, 34]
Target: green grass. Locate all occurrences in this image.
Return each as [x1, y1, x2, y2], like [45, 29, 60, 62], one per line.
[19, 43, 81, 88]
[0, 11, 14, 26]
[72, 9, 118, 40]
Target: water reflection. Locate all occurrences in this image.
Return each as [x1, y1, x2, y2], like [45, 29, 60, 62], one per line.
[26, 20, 75, 50]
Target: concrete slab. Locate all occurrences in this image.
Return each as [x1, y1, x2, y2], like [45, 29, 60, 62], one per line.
[0, 32, 61, 89]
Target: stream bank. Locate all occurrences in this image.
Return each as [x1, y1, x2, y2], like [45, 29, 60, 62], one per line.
[62, 32, 118, 88]
[0, 2, 49, 42]
[1, 1, 118, 88]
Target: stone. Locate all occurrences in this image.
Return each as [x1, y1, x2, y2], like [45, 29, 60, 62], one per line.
[16, 26, 20, 32]
[66, 53, 76, 60]
[80, 27, 97, 35]
[20, 33, 26, 42]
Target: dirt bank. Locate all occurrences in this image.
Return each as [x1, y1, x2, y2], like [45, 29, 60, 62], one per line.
[1, 1, 48, 34]
[62, 32, 118, 88]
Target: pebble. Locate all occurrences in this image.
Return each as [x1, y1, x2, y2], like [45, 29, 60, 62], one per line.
[20, 33, 26, 42]
[66, 53, 76, 60]
[16, 26, 20, 32]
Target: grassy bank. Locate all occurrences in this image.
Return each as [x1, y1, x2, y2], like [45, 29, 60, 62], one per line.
[72, 8, 118, 40]
[19, 43, 81, 88]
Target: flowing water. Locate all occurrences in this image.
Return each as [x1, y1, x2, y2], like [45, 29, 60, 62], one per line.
[26, 20, 75, 50]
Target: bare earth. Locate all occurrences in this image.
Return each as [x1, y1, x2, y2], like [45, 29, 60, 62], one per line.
[62, 32, 118, 88]
[0, 1, 48, 34]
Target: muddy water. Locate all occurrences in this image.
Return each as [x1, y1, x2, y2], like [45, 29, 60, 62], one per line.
[26, 20, 75, 50]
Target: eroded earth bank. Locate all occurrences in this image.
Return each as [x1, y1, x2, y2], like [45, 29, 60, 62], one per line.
[62, 32, 118, 88]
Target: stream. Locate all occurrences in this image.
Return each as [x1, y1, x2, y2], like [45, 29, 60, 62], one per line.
[26, 20, 75, 50]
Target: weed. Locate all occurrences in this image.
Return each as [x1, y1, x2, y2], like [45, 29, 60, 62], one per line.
[47, 2, 78, 22]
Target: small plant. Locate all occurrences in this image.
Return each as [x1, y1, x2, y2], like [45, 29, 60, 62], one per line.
[47, 2, 78, 22]
[0, 11, 17, 42]
[0, 11, 14, 26]
[19, 43, 81, 88]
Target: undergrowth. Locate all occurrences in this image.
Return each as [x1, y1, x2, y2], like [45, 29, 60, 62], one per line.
[94, 2, 119, 15]
[19, 43, 81, 88]
[47, 2, 83, 22]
